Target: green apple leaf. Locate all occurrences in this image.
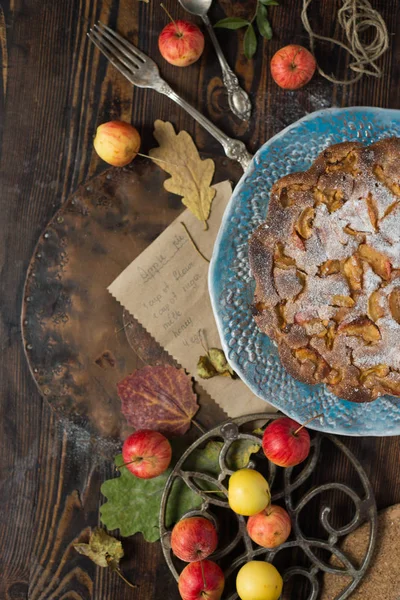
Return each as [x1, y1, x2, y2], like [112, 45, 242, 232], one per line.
[214, 17, 250, 30]
[243, 24, 257, 59]
[227, 439, 261, 470]
[183, 438, 260, 486]
[259, 0, 279, 5]
[100, 453, 202, 542]
[100, 438, 261, 541]
[256, 3, 273, 40]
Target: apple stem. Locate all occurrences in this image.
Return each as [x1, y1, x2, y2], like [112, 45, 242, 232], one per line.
[137, 152, 181, 169]
[291, 47, 302, 70]
[200, 559, 207, 590]
[116, 458, 141, 471]
[160, 3, 182, 37]
[294, 413, 324, 436]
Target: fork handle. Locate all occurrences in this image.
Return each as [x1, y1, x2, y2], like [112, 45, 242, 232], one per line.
[157, 82, 253, 172]
[202, 15, 251, 122]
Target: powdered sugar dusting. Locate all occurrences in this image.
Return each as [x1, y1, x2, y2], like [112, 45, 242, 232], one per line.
[352, 317, 400, 370]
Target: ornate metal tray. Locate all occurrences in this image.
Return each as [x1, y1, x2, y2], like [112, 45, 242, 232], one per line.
[160, 413, 377, 600]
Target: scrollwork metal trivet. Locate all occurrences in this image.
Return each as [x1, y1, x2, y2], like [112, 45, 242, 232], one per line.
[159, 413, 377, 600]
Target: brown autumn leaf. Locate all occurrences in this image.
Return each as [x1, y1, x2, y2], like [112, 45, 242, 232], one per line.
[118, 365, 198, 437]
[149, 120, 216, 228]
[74, 527, 123, 569]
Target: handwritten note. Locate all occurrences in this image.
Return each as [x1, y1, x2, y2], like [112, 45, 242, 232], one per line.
[108, 181, 272, 418]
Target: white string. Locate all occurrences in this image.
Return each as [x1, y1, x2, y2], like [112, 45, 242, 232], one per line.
[301, 0, 389, 85]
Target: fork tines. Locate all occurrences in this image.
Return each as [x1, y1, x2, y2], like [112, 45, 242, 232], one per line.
[87, 22, 149, 83]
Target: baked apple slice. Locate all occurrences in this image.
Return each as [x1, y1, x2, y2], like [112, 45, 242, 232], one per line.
[358, 244, 392, 280]
[338, 316, 381, 343]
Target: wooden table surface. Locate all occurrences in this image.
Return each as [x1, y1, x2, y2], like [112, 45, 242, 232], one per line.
[1, 1, 400, 598]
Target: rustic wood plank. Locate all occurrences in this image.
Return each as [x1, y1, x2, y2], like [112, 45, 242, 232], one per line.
[1, 0, 400, 598]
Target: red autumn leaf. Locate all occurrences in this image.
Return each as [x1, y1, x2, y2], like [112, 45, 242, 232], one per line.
[118, 365, 198, 437]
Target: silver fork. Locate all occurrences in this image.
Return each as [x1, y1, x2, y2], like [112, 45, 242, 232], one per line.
[87, 22, 253, 171]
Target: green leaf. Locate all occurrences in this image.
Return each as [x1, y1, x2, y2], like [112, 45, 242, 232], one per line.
[243, 24, 257, 59]
[74, 528, 124, 568]
[259, 0, 279, 5]
[227, 439, 261, 470]
[183, 438, 260, 484]
[214, 17, 250, 30]
[184, 440, 222, 477]
[256, 3, 273, 40]
[100, 453, 202, 542]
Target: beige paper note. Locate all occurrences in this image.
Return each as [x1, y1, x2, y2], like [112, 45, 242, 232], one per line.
[108, 180, 272, 417]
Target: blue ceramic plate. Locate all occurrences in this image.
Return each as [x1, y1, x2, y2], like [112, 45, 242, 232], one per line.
[209, 107, 400, 436]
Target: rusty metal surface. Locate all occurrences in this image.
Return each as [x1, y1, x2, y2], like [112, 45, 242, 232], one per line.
[21, 157, 239, 441]
[160, 414, 377, 600]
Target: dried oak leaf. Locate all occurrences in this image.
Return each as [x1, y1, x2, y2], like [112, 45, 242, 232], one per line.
[118, 365, 198, 437]
[149, 120, 216, 227]
[100, 451, 202, 542]
[74, 527, 123, 568]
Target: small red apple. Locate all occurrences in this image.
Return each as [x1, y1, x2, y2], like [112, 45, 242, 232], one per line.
[247, 505, 291, 548]
[171, 517, 218, 562]
[158, 20, 204, 67]
[270, 45, 316, 90]
[178, 560, 224, 600]
[262, 417, 310, 467]
[122, 429, 172, 479]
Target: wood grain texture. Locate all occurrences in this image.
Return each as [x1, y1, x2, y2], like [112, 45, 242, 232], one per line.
[0, 0, 400, 598]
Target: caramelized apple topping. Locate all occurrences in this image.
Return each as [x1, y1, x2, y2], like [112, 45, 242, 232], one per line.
[368, 290, 385, 322]
[373, 164, 400, 197]
[360, 364, 389, 384]
[343, 255, 363, 291]
[295, 207, 315, 239]
[255, 301, 268, 313]
[338, 317, 381, 343]
[319, 259, 341, 277]
[279, 184, 311, 207]
[303, 319, 327, 337]
[326, 369, 343, 385]
[366, 193, 378, 231]
[274, 242, 296, 269]
[379, 378, 400, 395]
[326, 151, 359, 175]
[332, 295, 355, 308]
[314, 188, 344, 212]
[343, 225, 364, 239]
[293, 348, 330, 380]
[275, 302, 287, 330]
[358, 244, 392, 280]
[326, 323, 337, 350]
[389, 288, 400, 324]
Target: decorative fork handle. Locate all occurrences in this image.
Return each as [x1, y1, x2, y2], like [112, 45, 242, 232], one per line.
[155, 81, 253, 172]
[202, 15, 251, 122]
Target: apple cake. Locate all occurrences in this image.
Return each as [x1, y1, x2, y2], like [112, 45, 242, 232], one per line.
[249, 138, 400, 403]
